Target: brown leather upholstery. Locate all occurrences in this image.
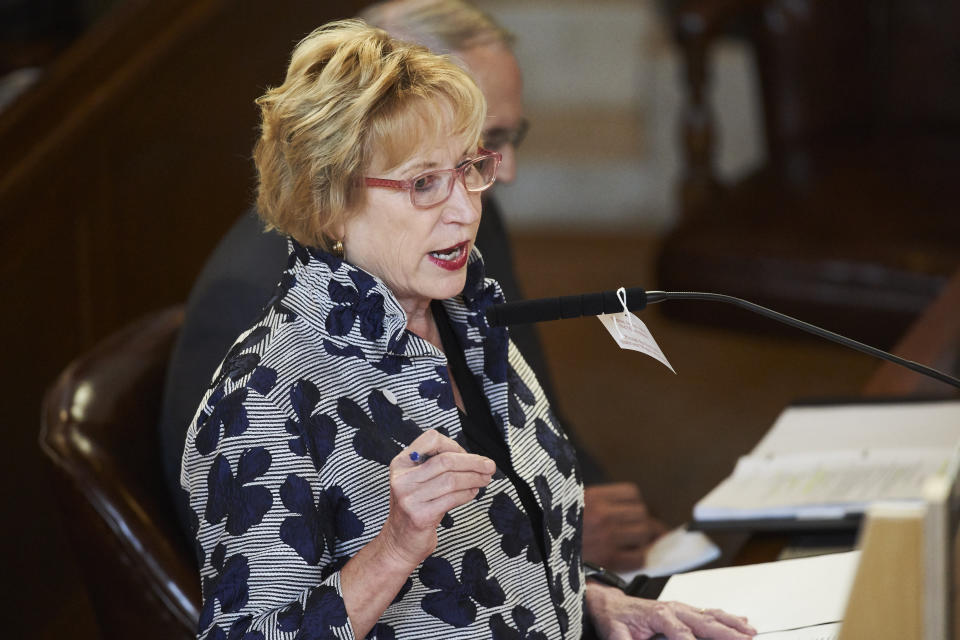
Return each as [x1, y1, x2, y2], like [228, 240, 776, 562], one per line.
[658, 0, 960, 348]
[39, 306, 200, 639]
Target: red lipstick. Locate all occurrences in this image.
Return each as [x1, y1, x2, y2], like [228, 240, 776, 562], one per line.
[428, 241, 470, 271]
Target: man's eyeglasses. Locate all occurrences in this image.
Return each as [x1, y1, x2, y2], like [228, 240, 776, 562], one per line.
[482, 118, 530, 151]
[364, 148, 502, 209]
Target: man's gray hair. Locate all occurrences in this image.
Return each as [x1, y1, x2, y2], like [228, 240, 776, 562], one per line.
[359, 0, 513, 54]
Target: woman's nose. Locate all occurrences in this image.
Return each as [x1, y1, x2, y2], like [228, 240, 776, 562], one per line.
[442, 179, 482, 224]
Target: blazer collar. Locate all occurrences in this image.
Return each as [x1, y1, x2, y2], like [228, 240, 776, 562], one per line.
[281, 238, 504, 360]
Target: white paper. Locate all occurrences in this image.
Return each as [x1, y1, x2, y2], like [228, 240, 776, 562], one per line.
[758, 622, 841, 639]
[597, 311, 675, 373]
[752, 402, 960, 457]
[657, 550, 859, 634]
[617, 526, 720, 580]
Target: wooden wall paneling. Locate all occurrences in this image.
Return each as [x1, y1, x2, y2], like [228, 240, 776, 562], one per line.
[0, 1, 368, 634]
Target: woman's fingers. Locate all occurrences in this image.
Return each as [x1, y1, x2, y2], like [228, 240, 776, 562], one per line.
[424, 486, 486, 515]
[398, 429, 467, 467]
[398, 454, 495, 510]
[394, 484, 481, 529]
[410, 450, 496, 479]
[655, 603, 755, 640]
[391, 470, 492, 534]
[587, 577, 756, 640]
[676, 605, 757, 638]
[393, 431, 496, 496]
[382, 430, 495, 564]
[605, 627, 634, 640]
[705, 608, 757, 635]
[389, 430, 494, 523]
[643, 603, 698, 640]
[416, 469, 493, 501]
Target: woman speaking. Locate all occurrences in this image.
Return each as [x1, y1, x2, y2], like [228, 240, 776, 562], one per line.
[182, 19, 754, 640]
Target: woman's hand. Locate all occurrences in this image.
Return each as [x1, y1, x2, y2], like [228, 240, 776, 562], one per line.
[379, 429, 496, 567]
[583, 483, 667, 571]
[341, 431, 494, 637]
[586, 582, 757, 640]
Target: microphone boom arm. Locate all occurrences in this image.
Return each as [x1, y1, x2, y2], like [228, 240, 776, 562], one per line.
[647, 291, 960, 389]
[485, 288, 960, 390]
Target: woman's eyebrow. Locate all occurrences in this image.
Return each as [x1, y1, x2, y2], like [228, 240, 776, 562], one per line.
[392, 148, 473, 175]
[392, 159, 439, 176]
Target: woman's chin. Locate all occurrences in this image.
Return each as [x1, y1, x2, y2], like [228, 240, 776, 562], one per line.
[425, 271, 468, 302]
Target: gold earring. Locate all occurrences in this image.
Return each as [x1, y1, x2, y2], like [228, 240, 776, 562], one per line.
[332, 240, 344, 257]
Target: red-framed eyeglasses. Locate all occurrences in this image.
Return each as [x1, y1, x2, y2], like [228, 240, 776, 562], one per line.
[364, 148, 502, 209]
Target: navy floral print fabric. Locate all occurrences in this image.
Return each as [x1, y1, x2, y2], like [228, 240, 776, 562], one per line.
[182, 240, 584, 639]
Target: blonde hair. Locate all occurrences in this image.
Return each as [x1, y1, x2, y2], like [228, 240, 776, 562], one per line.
[254, 19, 487, 249]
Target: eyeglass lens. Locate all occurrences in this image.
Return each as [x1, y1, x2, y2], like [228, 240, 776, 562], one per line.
[411, 155, 498, 207]
[482, 118, 529, 151]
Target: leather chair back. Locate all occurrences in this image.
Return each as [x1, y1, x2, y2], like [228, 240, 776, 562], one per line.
[39, 306, 200, 639]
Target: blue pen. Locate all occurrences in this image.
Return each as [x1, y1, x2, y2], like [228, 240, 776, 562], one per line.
[409, 451, 436, 464]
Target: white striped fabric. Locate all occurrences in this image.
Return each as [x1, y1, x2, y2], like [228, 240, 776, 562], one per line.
[182, 241, 585, 640]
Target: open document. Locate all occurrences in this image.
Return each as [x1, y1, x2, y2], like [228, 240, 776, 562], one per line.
[657, 551, 859, 637]
[616, 526, 720, 582]
[693, 400, 960, 528]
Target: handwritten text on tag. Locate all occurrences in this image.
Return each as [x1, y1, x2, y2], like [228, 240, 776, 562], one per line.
[597, 312, 676, 374]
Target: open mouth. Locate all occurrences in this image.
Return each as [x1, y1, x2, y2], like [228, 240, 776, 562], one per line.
[428, 241, 470, 270]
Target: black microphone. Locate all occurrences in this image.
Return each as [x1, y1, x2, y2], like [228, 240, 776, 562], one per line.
[485, 288, 960, 390]
[483, 286, 650, 327]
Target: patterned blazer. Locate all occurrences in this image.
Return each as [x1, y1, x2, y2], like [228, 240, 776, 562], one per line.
[182, 240, 586, 640]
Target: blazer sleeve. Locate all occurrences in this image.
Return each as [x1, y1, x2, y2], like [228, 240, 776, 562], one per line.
[183, 383, 357, 640]
[160, 211, 289, 542]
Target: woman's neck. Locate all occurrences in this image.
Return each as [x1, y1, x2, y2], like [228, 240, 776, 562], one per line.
[403, 299, 442, 351]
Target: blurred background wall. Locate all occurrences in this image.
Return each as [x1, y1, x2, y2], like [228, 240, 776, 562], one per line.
[482, 0, 765, 231]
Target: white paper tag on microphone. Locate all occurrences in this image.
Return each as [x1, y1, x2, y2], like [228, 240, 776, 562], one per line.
[597, 311, 676, 374]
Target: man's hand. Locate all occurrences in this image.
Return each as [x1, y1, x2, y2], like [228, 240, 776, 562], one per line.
[582, 482, 667, 571]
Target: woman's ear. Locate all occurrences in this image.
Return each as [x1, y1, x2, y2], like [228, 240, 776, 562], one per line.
[333, 220, 346, 243]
